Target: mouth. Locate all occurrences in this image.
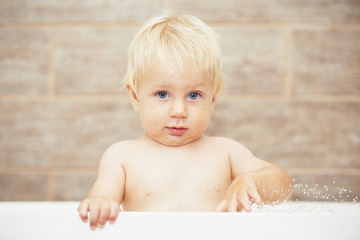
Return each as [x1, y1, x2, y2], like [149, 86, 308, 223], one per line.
[166, 127, 187, 136]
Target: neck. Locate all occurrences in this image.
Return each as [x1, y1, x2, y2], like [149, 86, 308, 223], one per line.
[141, 135, 205, 149]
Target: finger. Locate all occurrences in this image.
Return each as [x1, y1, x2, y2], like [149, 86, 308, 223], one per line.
[215, 199, 228, 212]
[248, 188, 262, 205]
[237, 203, 243, 212]
[89, 202, 100, 230]
[237, 192, 251, 212]
[227, 194, 238, 212]
[109, 201, 120, 224]
[97, 201, 111, 228]
[78, 201, 89, 223]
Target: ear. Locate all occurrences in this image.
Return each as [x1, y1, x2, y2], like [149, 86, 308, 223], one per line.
[211, 95, 216, 113]
[126, 85, 140, 112]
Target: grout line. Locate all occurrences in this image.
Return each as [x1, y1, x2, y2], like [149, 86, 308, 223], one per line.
[1, 22, 359, 29]
[1, 94, 360, 103]
[1, 166, 359, 176]
[0, 166, 98, 174]
[287, 95, 360, 102]
[0, 22, 142, 28]
[0, 94, 130, 102]
[284, 27, 293, 99]
[220, 94, 360, 102]
[48, 27, 57, 97]
[287, 168, 360, 176]
[47, 172, 55, 201]
[209, 22, 360, 30]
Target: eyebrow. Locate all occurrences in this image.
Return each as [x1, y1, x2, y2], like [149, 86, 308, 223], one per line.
[151, 82, 209, 91]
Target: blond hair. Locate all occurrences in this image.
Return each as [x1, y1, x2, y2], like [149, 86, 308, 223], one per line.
[123, 12, 223, 98]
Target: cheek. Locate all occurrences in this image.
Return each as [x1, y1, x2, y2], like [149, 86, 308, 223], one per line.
[139, 103, 164, 129]
[191, 107, 213, 128]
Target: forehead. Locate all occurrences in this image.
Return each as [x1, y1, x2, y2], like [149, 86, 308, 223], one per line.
[140, 61, 211, 90]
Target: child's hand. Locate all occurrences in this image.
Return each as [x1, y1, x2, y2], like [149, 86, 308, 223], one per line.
[78, 197, 120, 230]
[215, 175, 262, 212]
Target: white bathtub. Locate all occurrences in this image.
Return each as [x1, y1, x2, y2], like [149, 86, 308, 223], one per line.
[0, 201, 359, 240]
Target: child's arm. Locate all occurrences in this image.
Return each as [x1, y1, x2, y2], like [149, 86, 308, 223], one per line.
[78, 143, 126, 229]
[216, 138, 293, 212]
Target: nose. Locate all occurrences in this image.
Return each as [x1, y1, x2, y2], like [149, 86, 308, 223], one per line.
[169, 99, 188, 118]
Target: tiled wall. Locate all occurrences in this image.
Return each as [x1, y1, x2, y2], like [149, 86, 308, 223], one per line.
[0, 0, 359, 202]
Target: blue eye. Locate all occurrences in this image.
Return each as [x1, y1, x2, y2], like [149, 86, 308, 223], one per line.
[156, 91, 168, 99]
[188, 92, 200, 100]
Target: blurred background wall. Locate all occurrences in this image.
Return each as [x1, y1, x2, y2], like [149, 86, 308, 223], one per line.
[0, 0, 359, 202]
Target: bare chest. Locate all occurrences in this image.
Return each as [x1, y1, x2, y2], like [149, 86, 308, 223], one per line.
[122, 148, 231, 211]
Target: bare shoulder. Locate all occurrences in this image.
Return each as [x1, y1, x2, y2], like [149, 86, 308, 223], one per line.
[104, 140, 136, 154]
[204, 136, 250, 153]
[207, 136, 269, 172]
[100, 140, 138, 165]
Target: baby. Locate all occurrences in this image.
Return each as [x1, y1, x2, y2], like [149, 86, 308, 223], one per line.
[78, 12, 293, 230]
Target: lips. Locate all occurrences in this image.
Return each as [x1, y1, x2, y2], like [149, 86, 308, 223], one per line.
[166, 127, 187, 136]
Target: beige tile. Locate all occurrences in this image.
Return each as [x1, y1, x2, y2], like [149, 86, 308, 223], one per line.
[216, 28, 286, 94]
[207, 100, 360, 168]
[293, 29, 360, 95]
[56, 27, 137, 95]
[0, 0, 167, 23]
[290, 174, 360, 202]
[0, 173, 48, 200]
[0, 100, 143, 167]
[0, 28, 50, 94]
[52, 172, 97, 201]
[174, 0, 360, 24]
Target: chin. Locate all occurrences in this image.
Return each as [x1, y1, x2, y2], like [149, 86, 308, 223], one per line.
[158, 136, 200, 147]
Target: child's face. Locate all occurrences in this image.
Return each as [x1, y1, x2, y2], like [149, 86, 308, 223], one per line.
[129, 62, 216, 147]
